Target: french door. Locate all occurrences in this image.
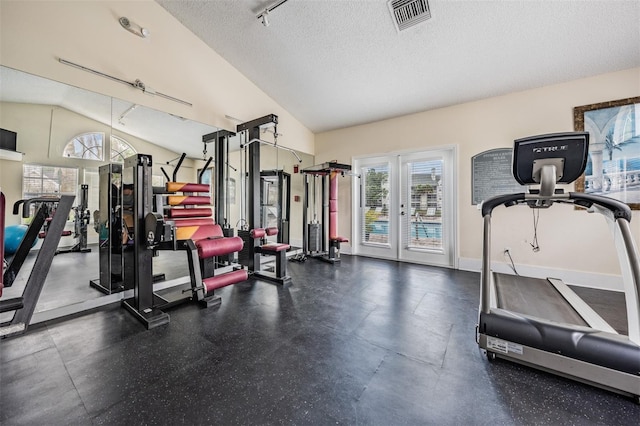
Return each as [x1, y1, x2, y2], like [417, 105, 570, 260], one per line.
[352, 147, 456, 268]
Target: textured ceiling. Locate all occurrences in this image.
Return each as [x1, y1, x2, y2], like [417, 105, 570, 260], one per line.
[157, 0, 640, 133]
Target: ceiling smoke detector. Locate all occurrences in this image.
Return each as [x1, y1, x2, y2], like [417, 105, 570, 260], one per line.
[388, 0, 431, 32]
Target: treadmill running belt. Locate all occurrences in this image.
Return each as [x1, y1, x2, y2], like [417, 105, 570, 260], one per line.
[494, 273, 588, 326]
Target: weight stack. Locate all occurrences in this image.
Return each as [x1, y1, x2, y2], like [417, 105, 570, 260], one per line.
[308, 223, 321, 252]
[237, 229, 254, 268]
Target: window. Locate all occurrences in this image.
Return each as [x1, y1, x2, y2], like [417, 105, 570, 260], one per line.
[110, 135, 137, 163]
[64, 132, 104, 161]
[63, 133, 137, 163]
[23, 164, 78, 201]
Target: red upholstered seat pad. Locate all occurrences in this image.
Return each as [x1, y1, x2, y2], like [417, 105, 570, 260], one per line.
[260, 243, 290, 252]
[39, 230, 72, 238]
[332, 236, 349, 242]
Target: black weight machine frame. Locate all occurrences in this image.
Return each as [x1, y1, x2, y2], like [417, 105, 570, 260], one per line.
[234, 114, 295, 285]
[120, 153, 179, 329]
[1, 193, 74, 338]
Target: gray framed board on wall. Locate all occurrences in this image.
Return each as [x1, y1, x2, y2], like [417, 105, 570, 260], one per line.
[471, 148, 523, 205]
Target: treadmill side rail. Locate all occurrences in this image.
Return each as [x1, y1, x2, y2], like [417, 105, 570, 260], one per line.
[479, 309, 640, 376]
[478, 332, 640, 399]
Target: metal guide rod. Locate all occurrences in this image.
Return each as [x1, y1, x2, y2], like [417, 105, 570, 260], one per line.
[58, 58, 192, 107]
[242, 138, 302, 163]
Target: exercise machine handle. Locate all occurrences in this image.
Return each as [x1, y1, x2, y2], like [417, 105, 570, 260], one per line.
[569, 192, 632, 221]
[12, 196, 61, 218]
[172, 153, 186, 182]
[198, 156, 213, 183]
[481, 191, 632, 222]
[481, 193, 526, 217]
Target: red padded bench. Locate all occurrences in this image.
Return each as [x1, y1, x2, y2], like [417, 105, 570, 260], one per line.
[251, 227, 291, 283]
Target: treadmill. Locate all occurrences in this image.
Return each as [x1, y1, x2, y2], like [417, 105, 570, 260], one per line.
[476, 132, 640, 402]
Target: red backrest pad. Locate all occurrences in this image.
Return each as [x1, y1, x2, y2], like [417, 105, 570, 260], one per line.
[196, 236, 244, 258]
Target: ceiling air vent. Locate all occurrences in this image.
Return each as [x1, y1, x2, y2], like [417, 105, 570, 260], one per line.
[388, 0, 431, 32]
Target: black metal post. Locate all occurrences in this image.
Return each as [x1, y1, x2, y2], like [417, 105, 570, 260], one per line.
[121, 154, 169, 329]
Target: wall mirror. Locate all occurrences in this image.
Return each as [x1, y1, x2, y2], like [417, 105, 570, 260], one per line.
[0, 66, 313, 324]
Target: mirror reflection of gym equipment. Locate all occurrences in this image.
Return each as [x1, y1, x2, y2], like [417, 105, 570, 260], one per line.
[1, 193, 75, 337]
[260, 169, 290, 245]
[55, 184, 91, 255]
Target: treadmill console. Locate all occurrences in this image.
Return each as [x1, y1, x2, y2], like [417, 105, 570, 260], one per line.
[512, 132, 589, 185]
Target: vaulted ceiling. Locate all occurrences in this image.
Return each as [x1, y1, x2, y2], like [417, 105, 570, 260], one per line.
[157, 0, 640, 133]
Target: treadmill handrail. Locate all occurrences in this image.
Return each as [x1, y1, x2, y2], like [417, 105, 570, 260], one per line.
[481, 193, 526, 217]
[481, 191, 632, 222]
[568, 192, 632, 221]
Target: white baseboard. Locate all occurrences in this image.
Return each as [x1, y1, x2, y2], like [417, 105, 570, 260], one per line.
[458, 257, 624, 292]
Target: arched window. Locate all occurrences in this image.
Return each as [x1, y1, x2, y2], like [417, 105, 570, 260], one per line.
[110, 135, 137, 163]
[64, 132, 104, 161]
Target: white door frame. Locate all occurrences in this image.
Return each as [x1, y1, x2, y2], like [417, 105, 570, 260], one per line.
[352, 145, 458, 268]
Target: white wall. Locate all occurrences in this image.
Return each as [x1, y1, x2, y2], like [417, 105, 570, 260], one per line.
[316, 68, 640, 289]
[0, 0, 313, 155]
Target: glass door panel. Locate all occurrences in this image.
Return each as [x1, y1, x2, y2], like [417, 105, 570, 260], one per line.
[399, 149, 454, 267]
[354, 148, 456, 267]
[354, 158, 397, 259]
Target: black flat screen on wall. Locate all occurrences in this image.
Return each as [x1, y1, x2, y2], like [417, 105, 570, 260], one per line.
[0, 128, 17, 151]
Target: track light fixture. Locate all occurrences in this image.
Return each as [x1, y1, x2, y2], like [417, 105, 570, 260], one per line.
[119, 16, 150, 38]
[256, 0, 289, 27]
[260, 9, 270, 27]
[118, 104, 138, 126]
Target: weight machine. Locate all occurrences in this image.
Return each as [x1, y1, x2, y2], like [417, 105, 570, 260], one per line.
[235, 114, 296, 285]
[301, 162, 351, 263]
[120, 153, 247, 329]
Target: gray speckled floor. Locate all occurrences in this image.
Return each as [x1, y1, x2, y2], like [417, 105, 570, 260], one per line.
[1, 255, 639, 425]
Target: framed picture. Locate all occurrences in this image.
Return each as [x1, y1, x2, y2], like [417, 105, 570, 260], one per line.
[574, 96, 640, 210]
